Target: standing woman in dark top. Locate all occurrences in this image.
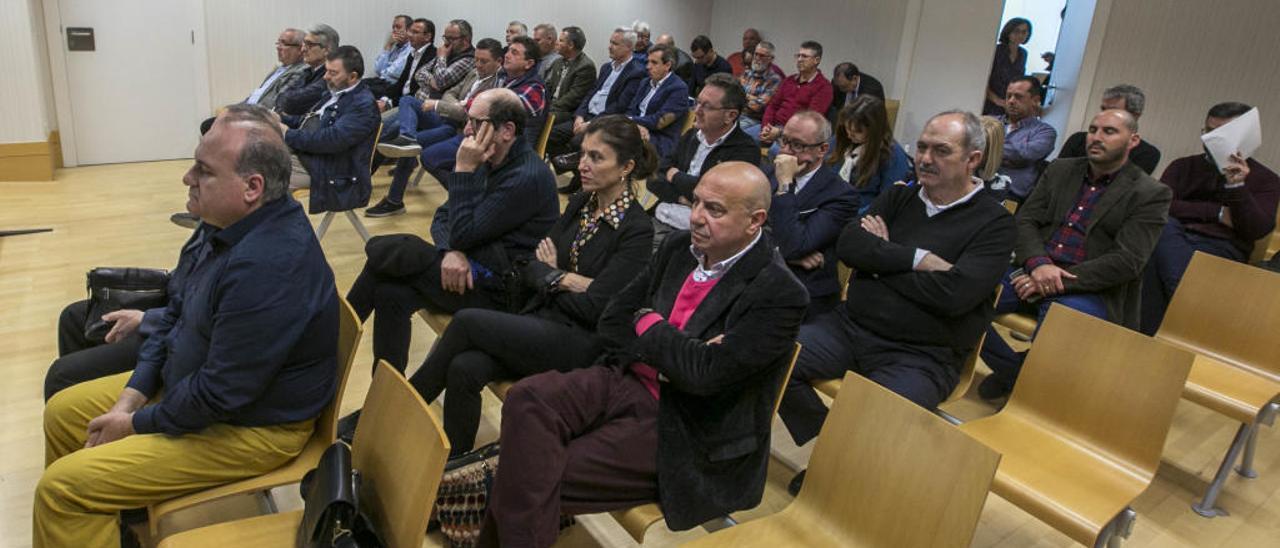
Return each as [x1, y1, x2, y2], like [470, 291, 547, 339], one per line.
[406, 115, 655, 455]
[983, 18, 1031, 116]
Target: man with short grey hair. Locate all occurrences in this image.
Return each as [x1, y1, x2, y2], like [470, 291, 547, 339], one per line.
[1057, 83, 1162, 174]
[275, 23, 340, 115]
[630, 20, 651, 61]
[532, 23, 560, 80]
[779, 110, 1015, 494]
[36, 104, 339, 548]
[506, 20, 528, 45]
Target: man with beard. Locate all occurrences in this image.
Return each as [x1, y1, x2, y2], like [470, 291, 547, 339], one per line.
[277, 45, 380, 203]
[977, 109, 1171, 400]
[737, 41, 782, 134]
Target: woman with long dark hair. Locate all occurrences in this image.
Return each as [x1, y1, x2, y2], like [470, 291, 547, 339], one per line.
[983, 17, 1032, 116]
[400, 115, 655, 455]
[827, 95, 910, 214]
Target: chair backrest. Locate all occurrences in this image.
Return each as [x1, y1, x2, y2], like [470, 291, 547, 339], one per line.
[535, 113, 556, 158]
[368, 121, 383, 166]
[796, 373, 999, 548]
[1158, 251, 1280, 382]
[1248, 203, 1280, 263]
[885, 99, 901, 131]
[680, 110, 696, 135]
[351, 360, 451, 548]
[317, 297, 362, 441]
[942, 285, 1003, 405]
[773, 343, 803, 416]
[1008, 306, 1193, 481]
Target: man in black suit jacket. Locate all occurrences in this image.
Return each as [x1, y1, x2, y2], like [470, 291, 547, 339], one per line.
[544, 28, 647, 166]
[275, 24, 339, 116]
[478, 162, 808, 548]
[767, 111, 859, 318]
[647, 73, 760, 249]
[373, 18, 436, 112]
[827, 62, 885, 121]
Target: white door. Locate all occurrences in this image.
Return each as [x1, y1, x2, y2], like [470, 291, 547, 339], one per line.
[1040, 0, 1100, 155]
[59, 0, 203, 165]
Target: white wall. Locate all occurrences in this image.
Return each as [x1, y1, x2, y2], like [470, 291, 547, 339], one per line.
[706, 0, 909, 94]
[1081, 0, 1280, 173]
[0, 0, 55, 144]
[894, 0, 1003, 148]
[203, 0, 713, 109]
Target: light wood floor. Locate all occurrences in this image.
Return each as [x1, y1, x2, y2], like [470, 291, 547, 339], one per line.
[1, 161, 1277, 547]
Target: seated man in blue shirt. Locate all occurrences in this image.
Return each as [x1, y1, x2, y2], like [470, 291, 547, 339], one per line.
[35, 104, 339, 548]
[998, 76, 1056, 202]
[627, 44, 690, 161]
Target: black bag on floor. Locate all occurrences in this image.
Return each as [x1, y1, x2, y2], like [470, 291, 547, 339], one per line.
[84, 267, 169, 342]
[297, 442, 384, 548]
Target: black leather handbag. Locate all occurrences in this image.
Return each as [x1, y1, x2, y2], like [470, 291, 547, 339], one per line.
[297, 442, 384, 548]
[83, 267, 169, 342]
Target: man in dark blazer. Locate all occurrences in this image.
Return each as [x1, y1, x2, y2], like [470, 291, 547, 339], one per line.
[275, 24, 339, 116]
[478, 162, 808, 548]
[374, 18, 436, 114]
[626, 44, 690, 161]
[279, 46, 380, 214]
[979, 109, 1172, 400]
[766, 111, 859, 318]
[827, 62, 884, 121]
[544, 28, 646, 163]
[647, 73, 760, 249]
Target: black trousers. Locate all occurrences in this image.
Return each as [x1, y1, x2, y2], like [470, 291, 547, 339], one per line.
[478, 366, 659, 548]
[345, 256, 503, 375]
[407, 308, 605, 456]
[543, 119, 586, 158]
[778, 307, 959, 445]
[46, 300, 142, 401]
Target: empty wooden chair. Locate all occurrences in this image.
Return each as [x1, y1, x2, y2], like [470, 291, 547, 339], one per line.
[609, 343, 802, 543]
[959, 306, 1194, 547]
[680, 109, 696, 135]
[148, 296, 363, 541]
[684, 372, 1000, 548]
[157, 359, 452, 548]
[535, 113, 557, 158]
[1154, 251, 1280, 517]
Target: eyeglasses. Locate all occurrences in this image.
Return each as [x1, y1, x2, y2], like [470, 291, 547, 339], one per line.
[442, 34, 462, 42]
[753, 51, 774, 59]
[694, 101, 732, 112]
[302, 40, 322, 49]
[276, 41, 302, 48]
[795, 53, 816, 60]
[466, 116, 492, 128]
[779, 135, 825, 151]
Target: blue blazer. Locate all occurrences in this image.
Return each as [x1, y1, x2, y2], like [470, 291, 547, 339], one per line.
[283, 81, 381, 213]
[574, 59, 647, 119]
[767, 165, 859, 299]
[831, 141, 912, 216]
[627, 75, 691, 160]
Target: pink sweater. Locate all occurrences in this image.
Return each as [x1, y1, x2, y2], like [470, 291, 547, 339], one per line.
[631, 272, 722, 399]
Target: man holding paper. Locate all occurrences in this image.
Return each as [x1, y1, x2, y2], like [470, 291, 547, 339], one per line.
[1140, 102, 1280, 334]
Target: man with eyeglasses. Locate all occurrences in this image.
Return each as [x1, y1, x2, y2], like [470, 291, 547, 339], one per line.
[737, 41, 782, 134]
[766, 110, 858, 319]
[275, 24, 341, 116]
[418, 20, 477, 100]
[689, 35, 732, 96]
[647, 73, 760, 250]
[372, 18, 436, 123]
[752, 41, 833, 147]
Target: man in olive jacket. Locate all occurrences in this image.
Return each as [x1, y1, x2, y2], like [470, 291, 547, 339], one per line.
[543, 26, 596, 126]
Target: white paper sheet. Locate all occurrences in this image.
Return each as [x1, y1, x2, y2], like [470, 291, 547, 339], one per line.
[1200, 107, 1262, 172]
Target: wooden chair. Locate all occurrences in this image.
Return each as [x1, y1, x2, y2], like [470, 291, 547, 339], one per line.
[609, 343, 803, 543]
[535, 113, 557, 158]
[814, 287, 1002, 424]
[958, 306, 1194, 547]
[298, 121, 381, 242]
[158, 360, 451, 548]
[1247, 202, 1280, 264]
[680, 109, 696, 135]
[684, 372, 1000, 548]
[885, 99, 901, 130]
[1154, 251, 1280, 517]
[148, 297, 363, 540]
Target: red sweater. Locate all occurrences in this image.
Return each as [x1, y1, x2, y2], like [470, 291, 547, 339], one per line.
[763, 72, 833, 128]
[631, 272, 722, 399]
[1162, 154, 1280, 254]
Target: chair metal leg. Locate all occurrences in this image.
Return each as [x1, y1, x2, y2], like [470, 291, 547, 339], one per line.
[935, 408, 963, 425]
[257, 490, 278, 514]
[316, 212, 336, 240]
[1192, 423, 1254, 517]
[410, 166, 427, 188]
[1238, 401, 1279, 479]
[1093, 507, 1136, 548]
[344, 210, 372, 242]
[700, 515, 736, 533]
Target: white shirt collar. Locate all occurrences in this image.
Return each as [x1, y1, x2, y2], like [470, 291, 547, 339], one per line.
[689, 230, 763, 282]
[696, 128, 730, 148]
[649, 72, 672, 89]
[917, 177, 985, 217]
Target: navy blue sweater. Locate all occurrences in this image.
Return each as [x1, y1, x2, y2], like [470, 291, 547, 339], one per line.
[128, 197, 338, 435]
